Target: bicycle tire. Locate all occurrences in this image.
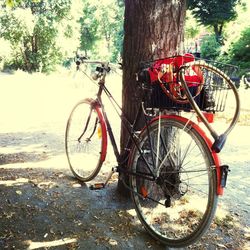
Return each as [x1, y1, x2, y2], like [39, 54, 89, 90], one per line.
[129, 116, 218, 247]
[65, 98, 107, 182]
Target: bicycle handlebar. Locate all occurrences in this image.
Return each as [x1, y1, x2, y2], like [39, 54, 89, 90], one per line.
[179, 61, 240, 153]
[75, 55, 122, 72]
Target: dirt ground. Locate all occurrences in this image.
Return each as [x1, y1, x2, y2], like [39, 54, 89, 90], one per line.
[0, 71, 249, 250]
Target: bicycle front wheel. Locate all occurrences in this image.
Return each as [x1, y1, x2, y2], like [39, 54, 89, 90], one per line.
[130, 117, 218, 247]
[65, 99, 107, 182]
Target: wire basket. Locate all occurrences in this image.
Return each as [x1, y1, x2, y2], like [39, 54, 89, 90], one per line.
[138, 56, 239, 113]
[198, 60, 238, 112]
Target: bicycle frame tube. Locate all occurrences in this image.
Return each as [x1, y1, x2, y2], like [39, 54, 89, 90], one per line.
[95, 83, 157, 178]
[102, 101, 156, 178]
[95, 84, 121, 160]
[77, 61, 156, 176]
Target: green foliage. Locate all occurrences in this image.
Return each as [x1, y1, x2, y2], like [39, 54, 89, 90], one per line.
[5, 0, 21, 8]
[0, 0, 124, 72]
[228, 26, 250, 72]
[188, 0, 238, 26]
[79, 2, 99, 56]
[0, 0, 79, 73]
[184, 10, 204, 53]
[200, 35, 221, 59]
[188, 0, 238, 43]
[185, 10, 200, 40]
[79, 0, 124, 62]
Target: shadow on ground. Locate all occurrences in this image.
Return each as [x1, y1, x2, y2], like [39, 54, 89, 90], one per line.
[0, 167, 165, 250]
[0, 164, 249, 250]
[0, 131, 64, 166]
[0, 126, 249, 249]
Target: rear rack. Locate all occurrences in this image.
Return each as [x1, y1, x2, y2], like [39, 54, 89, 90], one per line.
[139, 56, 238, 113]
[138, 55, 240, 153]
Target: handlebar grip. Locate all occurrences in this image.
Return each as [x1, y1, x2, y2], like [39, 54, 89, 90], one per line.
[211, 134, 227, 153]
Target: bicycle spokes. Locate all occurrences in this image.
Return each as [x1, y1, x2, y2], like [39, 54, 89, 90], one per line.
[130, 117, 217, 246]
[65, 99, 106, 182]
[78, 110, 99, 143]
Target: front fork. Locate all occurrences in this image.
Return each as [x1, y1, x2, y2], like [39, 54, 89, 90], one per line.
[77, 107, 95, 143]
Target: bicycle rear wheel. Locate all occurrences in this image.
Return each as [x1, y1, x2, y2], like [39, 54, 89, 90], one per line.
[130, 116, 218, 247]
[65, 99, 107, 182]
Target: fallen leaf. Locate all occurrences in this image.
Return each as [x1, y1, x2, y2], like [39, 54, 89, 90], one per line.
[72, 183, 81, 188]
[216, 243, 227, 249]
[245, 233, 250, 240]
[108, 238, 118, 246]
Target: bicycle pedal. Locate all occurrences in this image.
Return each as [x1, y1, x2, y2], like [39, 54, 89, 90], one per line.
[89, 183, 105, 190]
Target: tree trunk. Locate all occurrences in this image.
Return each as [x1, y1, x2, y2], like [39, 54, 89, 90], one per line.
[120, 0, 186, 153]
[213, 23, 224, 44]
[118, 0, 186, 195]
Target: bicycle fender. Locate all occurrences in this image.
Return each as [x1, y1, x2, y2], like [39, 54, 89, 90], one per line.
[143, 115, 224, 196]
[96, 106, 108, 162]
[83, 98, 107, 162]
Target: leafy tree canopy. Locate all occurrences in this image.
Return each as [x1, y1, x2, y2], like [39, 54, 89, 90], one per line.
[187, 0, 238, 43]
[0, 0, 79, 72]
[0, 0, 123, 72]
[229, 26, 250, 72]
[200, 34, 221, 59]
[78, 0, 124, 62]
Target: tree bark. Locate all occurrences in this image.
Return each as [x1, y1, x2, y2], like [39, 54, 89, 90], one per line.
[118, 0, 186, 195]
[120, 0, 186, 153]
[213, 23, 224, 44]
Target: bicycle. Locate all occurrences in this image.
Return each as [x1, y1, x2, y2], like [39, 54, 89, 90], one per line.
[65, 54, 240, 248]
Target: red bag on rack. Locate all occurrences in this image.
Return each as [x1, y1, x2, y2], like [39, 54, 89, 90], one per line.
[148, 53, 203, 86]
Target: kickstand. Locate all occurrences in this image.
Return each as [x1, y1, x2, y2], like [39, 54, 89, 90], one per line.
[89, 167, 117, 190]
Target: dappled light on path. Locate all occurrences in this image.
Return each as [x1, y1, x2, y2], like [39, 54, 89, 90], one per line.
[25, 237, 77, 250]
[0, 177, 29, 186]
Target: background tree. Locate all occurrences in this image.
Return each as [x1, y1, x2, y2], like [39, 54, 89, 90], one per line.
[79, 2, 99, 58]
[200, 34, 221, 59]
[184, 10, 203, 55]
[121, 0, 186, 153]
[187, 0, 238, 44]
[228, 26, 250, 74]
[185, 10, 200, 43]
[0, 0, 123, 71]
[0, 0, 80, 72]
[79, 0, 124, 61]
